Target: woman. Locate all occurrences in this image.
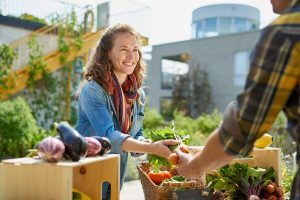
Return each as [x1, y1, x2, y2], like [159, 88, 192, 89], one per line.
[75, 24, 178, 199]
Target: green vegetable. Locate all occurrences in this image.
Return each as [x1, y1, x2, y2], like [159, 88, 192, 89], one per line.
[170, 175, 186, 182]
[145, 122, 190, 167]
[206, 163, 275, 200]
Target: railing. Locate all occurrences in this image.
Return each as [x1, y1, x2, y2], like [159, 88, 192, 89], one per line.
[6, 4, 96, 71]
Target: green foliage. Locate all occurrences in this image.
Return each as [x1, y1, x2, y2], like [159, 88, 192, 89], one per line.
[206, 163, 275, 199]
[270, 112, 296, 155]
[57, 10, 84, 64]
[27, 35, 47, 88]
[195, 109, 222, 135]
[0, 97, 42, 158]
[172, 109, 221, 146]
[19, 13, 47, 24]
[145, 122, 190, 167]
[0, 44, 17, 89]
[143, 107, 165, 132]
[281, 154, 296, 193]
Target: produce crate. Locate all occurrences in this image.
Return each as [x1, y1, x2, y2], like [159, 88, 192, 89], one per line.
[137, 164, 205, 200]
[0, 154, 120, 200]
[188, 146, 282, 184]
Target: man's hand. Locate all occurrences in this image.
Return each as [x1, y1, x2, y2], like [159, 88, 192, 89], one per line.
[174, 148, 203, 180]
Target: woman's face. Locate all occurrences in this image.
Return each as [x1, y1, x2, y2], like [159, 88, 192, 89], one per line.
[270, 0, 291, 13]
[109, 32, 140, 81]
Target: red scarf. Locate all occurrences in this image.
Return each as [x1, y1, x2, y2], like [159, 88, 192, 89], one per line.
[110, 71, 138, 134]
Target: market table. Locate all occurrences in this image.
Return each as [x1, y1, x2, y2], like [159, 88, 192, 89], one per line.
[0, 154, 120, 200]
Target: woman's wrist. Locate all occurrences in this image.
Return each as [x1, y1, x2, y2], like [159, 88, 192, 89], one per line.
[144, 142, 156, 154]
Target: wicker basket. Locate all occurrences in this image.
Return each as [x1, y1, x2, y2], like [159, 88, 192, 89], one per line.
[137, 165, 204, 200]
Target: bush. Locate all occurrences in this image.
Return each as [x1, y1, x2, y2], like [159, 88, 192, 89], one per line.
[270, 112, 296, 155]
[143, 107, 165, 132]
[0, 97, 51, 159]
[195, 109, 222, 135]
[172, 109, 221, 146]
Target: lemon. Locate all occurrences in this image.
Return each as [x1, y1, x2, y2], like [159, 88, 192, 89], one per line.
[254, 133, 273, 149]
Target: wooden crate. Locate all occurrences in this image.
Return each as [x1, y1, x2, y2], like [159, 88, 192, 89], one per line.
[188, 146, 282, 184]
[0, 154, 120, 200]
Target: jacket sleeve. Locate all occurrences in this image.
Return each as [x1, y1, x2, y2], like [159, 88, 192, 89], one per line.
[78, 83, 130, 155]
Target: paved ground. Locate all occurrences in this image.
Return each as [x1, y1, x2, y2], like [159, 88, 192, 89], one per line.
[120, 180, 144, 200]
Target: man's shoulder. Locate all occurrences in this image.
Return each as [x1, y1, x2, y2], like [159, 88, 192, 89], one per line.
[270, 10, 300, 27]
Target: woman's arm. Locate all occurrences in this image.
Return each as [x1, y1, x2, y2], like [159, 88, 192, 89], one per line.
[122, 137, 178, 159]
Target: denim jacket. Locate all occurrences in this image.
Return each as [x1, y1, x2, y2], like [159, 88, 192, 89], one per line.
[75, 80, 146, 189]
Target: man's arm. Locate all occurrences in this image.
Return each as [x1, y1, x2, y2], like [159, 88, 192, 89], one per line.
[175, 129, 234, 178]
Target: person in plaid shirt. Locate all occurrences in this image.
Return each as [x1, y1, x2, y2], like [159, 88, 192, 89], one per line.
[175, 0, 300, 199]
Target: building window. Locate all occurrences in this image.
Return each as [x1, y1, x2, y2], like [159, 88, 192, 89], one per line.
[234, 51, 250, 87]
[233, 18, 246, 33]
[191, 23, 197, 38]
[204, 18, 218, 37]
[219, 17, 232, 34]
[161, 58, 189, 89]
[197, 20, 204, 38]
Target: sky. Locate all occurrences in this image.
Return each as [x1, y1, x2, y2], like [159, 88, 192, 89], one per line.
[131, 0, 278, 45]
[2, 0, 279, 46]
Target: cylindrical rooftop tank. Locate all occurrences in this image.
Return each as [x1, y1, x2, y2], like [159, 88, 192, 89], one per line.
[192, 4, 260, 38]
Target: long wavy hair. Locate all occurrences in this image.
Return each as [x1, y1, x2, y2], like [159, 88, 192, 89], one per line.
[77, 23, 146, 96]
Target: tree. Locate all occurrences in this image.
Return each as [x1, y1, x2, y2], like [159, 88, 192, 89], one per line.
[172, 64, 213, 118]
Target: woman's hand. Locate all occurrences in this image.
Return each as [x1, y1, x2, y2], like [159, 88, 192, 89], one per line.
[149, 139, 179, 159]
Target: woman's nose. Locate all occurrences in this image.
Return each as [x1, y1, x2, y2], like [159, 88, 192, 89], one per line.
[126, 51, 134, 59]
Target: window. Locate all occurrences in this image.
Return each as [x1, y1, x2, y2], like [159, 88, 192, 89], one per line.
[204, 18, 218, 37]
[191, 23, 197, 38]
[197, 21, 204, 38]
[234, 51, 250, 87]
[219, 17, 232, 34]
[233, 18, 246, 33]
[161, 58, 189, 89]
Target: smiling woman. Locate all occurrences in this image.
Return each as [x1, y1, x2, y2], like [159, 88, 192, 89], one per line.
[74, 24, 179, 200]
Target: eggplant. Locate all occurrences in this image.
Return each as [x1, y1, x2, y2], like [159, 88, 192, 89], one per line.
[91, 136, 111, 156]
[54, 121, 88, 161]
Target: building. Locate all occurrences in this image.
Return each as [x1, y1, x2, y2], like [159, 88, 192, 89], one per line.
[192, 4, 260, 39]
[147, 4, 261, 114]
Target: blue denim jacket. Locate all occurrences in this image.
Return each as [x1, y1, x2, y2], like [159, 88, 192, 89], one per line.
[75, 80, 146, 190]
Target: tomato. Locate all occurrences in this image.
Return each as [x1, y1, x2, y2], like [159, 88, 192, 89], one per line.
[148, 171, 165, 185]
[168, 153, 179, 165]
[179, 145, 189, 154]
[162, 171, 172, 179]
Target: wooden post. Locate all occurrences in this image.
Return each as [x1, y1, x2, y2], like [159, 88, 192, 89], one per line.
[65, 63, 72, 121]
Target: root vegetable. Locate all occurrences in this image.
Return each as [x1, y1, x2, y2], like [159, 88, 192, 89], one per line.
[37, 136, 65, 162]
[266, 184, 275, 194]
[85, 137, 102, 156]
[168, 153, 179, 165]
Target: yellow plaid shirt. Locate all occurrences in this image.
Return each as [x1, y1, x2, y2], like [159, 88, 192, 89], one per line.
[219, 1, 300, 199]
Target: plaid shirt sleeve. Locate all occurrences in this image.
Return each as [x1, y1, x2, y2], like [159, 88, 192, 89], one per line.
[218, 11, 300, 157]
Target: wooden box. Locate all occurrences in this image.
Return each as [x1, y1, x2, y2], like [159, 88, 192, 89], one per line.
[0, 154, 120, 200]
[188, 147, 282, 184]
